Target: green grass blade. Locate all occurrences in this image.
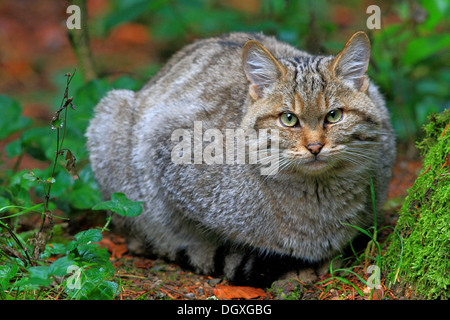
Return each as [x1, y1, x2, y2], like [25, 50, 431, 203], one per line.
[0, 204, 44, 219]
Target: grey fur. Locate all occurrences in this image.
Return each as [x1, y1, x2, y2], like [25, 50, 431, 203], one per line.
[86, 32, 395, 284]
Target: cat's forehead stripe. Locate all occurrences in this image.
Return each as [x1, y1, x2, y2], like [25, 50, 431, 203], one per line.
[282, 57, 327, 87]
[282, 58, 329, 114]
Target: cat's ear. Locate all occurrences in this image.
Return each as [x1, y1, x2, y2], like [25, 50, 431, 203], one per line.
[242, 40, 286, 100]
[330, 31, 370, 92]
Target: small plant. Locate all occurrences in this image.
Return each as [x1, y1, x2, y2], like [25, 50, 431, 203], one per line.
[0, 72, 143, 300]
[314, 178, 402, 300]
[93, 192, 143, 232]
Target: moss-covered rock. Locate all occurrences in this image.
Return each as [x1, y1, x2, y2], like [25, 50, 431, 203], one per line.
[383, 109, 449, 300]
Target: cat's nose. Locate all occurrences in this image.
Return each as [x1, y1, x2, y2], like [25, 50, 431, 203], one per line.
[306, 142, 323, 155]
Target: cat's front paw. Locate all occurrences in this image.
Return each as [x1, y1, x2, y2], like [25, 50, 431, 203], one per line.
[279, 268, 318, 284]
[278, 257, 343, 284]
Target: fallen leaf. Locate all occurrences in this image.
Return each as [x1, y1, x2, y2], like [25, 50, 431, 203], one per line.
[98, 236, 128, 258]
[363, 286, 384, 300]
[213, 285, 267, 300]
[369, 288, 384, 300]
[133, 258, 154, 269]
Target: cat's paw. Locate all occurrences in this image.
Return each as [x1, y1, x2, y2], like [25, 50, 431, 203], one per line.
[125, 237, 147, 256]
[277, 258, 343, 284]
[279, 268, 318, 284]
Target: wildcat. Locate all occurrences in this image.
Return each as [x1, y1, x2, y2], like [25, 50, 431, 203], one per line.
[86, 31, 395, 286]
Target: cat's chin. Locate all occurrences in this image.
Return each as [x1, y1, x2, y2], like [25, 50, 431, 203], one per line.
[291, 158, 334, 176]
[302, 160, 330, 173]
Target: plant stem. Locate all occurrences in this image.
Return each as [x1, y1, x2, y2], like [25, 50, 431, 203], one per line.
[33, 71, 76, 259]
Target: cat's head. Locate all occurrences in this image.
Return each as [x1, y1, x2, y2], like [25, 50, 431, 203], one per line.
[241, 31, 385, 176]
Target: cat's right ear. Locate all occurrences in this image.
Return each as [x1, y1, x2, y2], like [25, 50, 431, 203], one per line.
[242, 40, 286, 100]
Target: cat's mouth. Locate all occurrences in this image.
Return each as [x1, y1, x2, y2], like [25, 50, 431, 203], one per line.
[281, 150, 342, 175]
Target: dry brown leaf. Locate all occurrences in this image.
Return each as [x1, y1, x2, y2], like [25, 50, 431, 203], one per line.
[213, 285, 267, 300]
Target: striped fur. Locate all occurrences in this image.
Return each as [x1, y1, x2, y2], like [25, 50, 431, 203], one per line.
[86, 32, 395, 286]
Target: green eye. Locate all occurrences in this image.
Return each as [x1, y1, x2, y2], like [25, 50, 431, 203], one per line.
[279, 113, 298, 127]
[325, 109, 343, 124]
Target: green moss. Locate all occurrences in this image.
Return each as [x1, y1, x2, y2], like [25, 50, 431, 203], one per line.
[383, 109, 450, 300]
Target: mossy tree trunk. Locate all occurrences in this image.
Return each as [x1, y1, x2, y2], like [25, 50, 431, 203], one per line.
[382, 109, 450, 299]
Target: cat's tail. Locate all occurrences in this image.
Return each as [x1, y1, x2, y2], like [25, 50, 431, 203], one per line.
[86, 89, 137, 199]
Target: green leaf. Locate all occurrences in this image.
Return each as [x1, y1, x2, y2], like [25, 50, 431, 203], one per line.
[69, 182, 102, 210]
[76, 269, 118, 300]
[0, 95, 31, 140]
[88, 280, 119, 300]
[4, 183, 33, 207]
[92, 192, 143, 217]
[74, 229, 103, 245]
[44, 243, 68, 256]
[17, 126, 53, 162]
[419, 0, 449, 31]
[0, 263, 19, 289]
[77, 243, 111, 267]
[0, 196, 10, 209]
[51, 119, 64, 130]
[67, 229, 102, 252]
[402, 34, 450, 66]
[101, 0, 151, 34]
[22, 172, 36, 182]
[111, 76, 142, 91]
[5, 139, 22, 158]
[49, 255, 76, 277]
[27, 266, 52, 287]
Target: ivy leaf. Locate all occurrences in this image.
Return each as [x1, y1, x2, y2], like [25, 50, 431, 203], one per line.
[92, 192, 143, 217]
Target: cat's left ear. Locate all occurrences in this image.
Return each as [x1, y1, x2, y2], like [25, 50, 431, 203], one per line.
[330, 31, 370, 92]
[242, 40, 286, 100]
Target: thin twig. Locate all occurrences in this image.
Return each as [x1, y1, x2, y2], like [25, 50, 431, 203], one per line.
[33, 70, 76, 259]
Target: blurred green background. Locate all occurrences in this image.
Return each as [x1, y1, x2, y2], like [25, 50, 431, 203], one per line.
[0, 0, 450, 143]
